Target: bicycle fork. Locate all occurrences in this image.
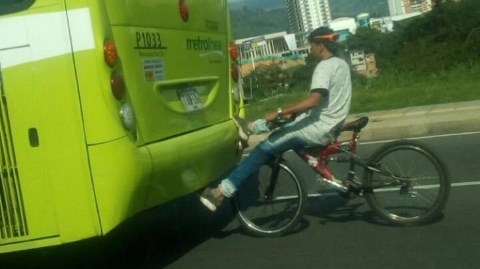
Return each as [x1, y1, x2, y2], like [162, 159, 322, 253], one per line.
[264, 155, 282, 200]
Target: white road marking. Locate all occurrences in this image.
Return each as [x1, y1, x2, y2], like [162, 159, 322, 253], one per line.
[361, 131, 480, 145]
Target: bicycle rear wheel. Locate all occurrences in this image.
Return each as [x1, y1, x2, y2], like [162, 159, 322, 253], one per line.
[364, 139, 450, 226]
[233, 159, 307, 237]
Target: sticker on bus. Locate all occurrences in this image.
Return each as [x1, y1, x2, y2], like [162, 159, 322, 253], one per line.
[143, 57, 165, 82]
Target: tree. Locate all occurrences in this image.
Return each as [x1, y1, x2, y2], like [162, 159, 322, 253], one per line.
[346, 27, 402, 69]
[345, 0, 480, 73]
[243, 63, 292, 99]
[432, 0, 442, 9]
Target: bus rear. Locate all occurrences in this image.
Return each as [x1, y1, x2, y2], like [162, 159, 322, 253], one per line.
[0, 0, 243, 254]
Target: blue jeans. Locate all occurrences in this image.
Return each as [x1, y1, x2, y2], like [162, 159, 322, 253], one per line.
[219, 125, 312, 197]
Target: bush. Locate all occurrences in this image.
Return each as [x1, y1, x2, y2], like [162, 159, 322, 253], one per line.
[243, 63, 293, 100]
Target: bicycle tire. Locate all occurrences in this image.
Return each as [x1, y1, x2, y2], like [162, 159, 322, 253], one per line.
[364, 139, 450, 226]
[233, 159, 307, 237]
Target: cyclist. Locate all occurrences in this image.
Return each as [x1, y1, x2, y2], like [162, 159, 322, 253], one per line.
[200, 26, 352, 211]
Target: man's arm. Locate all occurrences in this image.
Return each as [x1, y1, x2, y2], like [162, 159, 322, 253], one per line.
[264, 90, 325, 122]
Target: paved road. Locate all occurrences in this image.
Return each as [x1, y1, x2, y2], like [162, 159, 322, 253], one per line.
[2, 100, 480, 268]
[157, 132, 480, 269]
[2, 132, 479, 269]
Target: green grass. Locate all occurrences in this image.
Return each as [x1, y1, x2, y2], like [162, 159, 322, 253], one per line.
[243, 90, 307, 119]
[243, 62, 480, 120]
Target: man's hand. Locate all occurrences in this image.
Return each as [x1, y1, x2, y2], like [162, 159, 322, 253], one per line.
[264, 92, 322, 123]
[265, 111, 278, 122]
[265, 111, 295, 122]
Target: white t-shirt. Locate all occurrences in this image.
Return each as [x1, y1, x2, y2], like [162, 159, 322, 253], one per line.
[295, 57, 352, 145]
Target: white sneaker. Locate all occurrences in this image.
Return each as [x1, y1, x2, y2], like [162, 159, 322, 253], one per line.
[200, 187, 223, 212]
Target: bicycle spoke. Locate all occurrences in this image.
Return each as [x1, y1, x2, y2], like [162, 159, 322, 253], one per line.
[364, 140, 450, 226]
[234, 160, 307, 237]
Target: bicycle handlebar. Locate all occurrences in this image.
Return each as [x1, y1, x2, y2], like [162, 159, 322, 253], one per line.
[266, 114, 295, 129]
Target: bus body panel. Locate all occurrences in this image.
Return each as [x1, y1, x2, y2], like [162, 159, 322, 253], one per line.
[103, 0, 228, 32]
[2, 57, 101, 242]
[103, 0, 233, 144]
[87, 137, 152, 233]
[88, 121, 239, 234]
[63, 1, 127, 145]
[112, 27, 231, 143]
[0, 0, 242, 254]
[0, 0, 101, 252]
[144, 120, 239, 209]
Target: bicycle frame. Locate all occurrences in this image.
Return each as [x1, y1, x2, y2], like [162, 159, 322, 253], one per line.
[296, 130, 361, 183]
[295, 123, 407, 191]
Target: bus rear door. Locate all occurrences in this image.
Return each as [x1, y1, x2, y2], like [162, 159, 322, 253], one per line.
[0, 0, 100, 252]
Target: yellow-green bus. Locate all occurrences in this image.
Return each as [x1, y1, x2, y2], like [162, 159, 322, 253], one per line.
[0, 0, 244, 254]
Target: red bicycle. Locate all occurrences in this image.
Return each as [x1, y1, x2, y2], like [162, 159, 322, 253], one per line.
[234, 116, 451, 237]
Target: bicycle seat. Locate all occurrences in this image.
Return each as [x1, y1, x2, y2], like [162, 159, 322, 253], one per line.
[335, 116, 369, 135]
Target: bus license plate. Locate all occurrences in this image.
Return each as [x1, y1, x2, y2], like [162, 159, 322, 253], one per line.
[178, 88, 203, 112]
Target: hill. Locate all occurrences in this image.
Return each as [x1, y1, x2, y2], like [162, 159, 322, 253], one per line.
[228, 0, 283, 11]
[330, 0, 389, 18]
[229, 0, 390, 39]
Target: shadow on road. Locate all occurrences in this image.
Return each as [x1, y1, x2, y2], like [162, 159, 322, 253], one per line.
[0, 194, 236, 269]
[1, 190, 448, 268]
[305, 192, 446, 227]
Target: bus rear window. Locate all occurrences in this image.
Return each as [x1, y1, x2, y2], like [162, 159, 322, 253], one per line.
[0, 0, 35, 15]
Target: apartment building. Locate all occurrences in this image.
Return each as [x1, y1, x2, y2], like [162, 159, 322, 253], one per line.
[388, 0, 434, 16]
[285, 0, 332, 34]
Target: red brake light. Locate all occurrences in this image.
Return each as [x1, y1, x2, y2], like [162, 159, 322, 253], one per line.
[104, 39, 118, 67]
[110, 72, 126, 100]
[231, 64, 239, 83]
[179, 0, 189, 22]
[229, 42, 239, 61]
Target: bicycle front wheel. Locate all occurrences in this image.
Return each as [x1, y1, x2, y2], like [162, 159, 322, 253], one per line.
[364, 139, 450, 226]
[233, 159, 307, 237]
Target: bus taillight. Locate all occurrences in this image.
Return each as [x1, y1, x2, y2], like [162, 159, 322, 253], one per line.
[229, 42, 240, 82]
[229, 42, 239, 61]
[231, 64, 239, 83]
[104, 39, 118, 67]
[120, 103, 136, 131]
[110, 71, 126, 100]
[179, 0, 189, 22]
